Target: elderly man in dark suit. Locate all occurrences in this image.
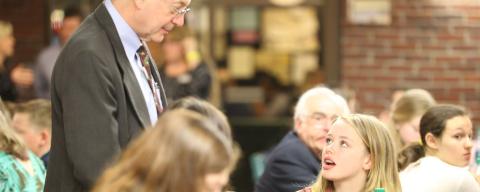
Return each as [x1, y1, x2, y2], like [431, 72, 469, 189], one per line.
[255, 87, 351, 192]
[45, 0, 191, 191]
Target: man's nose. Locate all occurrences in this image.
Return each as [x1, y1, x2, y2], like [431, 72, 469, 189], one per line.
[172, 14, 185, 27]
[322, 121, 332, 132]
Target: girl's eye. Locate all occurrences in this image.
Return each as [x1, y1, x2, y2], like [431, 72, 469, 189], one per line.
[340, 141, 348, 148]
[326, 138, 333, 145]
[453, 134, 462, 140]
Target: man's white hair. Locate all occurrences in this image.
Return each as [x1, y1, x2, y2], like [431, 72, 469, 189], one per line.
[294, 86, 350, 119]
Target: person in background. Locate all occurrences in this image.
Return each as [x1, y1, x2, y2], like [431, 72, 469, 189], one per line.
[378, 89, 405, 123]
[399, 104, 480, 191]
[0, 110, 46, 191]
[0, 21, 34, 102]
[255, 86, 350, 192]
[388, 88, 436, 151]
[332, 86, 356, 113]
[34, 7, 84, 99]
[159, 27, 212, 102]
[300, 114, 401, 192]
[12, 99, 52, 167]
[169, 96, 232, 140]
[397, 142, 426, 171]
[92, 109, 239, 192]
[252, 71, 293, 118]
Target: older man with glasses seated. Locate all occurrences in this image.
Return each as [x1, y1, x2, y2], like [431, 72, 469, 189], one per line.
[255, 86, 351, 192]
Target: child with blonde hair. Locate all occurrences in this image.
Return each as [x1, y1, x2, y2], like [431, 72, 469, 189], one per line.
[300, 114, 401, 192]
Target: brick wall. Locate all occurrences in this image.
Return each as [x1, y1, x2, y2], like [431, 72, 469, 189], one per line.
[0, 0, 48, 63]
[342, 0, 480, 125]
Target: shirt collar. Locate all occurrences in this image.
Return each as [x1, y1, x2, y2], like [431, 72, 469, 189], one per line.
[104, 0, 142, 61]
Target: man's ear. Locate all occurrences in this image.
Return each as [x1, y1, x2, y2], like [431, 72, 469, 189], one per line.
[425, 133, 439, 150]
[294, 117, 303, 132]
[362, 154, 372, 171]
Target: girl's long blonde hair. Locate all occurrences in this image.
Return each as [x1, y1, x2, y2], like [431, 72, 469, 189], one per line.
[93, 109, 239, 192]
[312, 114, 401, 192]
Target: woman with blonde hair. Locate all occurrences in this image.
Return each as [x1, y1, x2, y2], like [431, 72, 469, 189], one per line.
[158, 27, 214, 102]
[0, 20, 33, 101]
[0, 21, 17, 101]
[389, 89, 436, 151]
[300, 114, 401, 192]
[93, 109, 239, 192]
[0, 107, 46, 191]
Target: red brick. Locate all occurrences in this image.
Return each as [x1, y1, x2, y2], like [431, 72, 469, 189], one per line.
[452, 46, 478, 50]
[422, 45, 446, 50]
[437, 34, 464, 41]
[471, 35, 480, 41]
[435, 93, 460, 101]
[391, 43, 416, 50]
[375, 54, 398, 61]
[454, 26, 480, 34]
[420, 66, 443, 72]
[451, 88, 476, 93]
[375, 33, 401, 40]
[372, 76, 399, 82]
[406, 35, 432, 43]
[344, 75, 368, 81]
[343, 52, 367, 58]
[436, 56, 462, 63]
[405, 76, 431, 81]
[420, 5, 447, 10]
[433, 76, 460, 82]
[405, 54, 430, 61]
[449, 65, 476, 71]
[465, 75, 480, 82]
[389, 66, 412, 72]
[466, 57, 480, 63]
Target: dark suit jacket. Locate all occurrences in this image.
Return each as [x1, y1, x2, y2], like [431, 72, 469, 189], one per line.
[255, 131, 320, 192]
[45, 4, 166, 192]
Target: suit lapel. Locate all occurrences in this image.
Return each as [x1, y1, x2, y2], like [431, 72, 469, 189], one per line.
[93, 4, 150, 127]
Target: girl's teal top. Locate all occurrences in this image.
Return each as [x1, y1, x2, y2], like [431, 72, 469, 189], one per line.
[0, 151, 46, 192]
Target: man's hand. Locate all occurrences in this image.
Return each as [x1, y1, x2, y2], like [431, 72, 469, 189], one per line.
[10, 64, 34, 88]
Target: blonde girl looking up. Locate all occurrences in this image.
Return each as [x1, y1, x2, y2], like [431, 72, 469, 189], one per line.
[301, 114, 400, 192]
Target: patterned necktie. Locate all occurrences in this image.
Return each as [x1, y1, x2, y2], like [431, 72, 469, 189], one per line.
[137, 45, 163, 115]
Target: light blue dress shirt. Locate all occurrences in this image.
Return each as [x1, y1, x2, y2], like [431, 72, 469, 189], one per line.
[105, 0, 158, 124]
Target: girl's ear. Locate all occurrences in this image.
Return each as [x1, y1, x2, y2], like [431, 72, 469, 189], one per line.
[425, 133, 439, 150]
[362, 153, 372, 171]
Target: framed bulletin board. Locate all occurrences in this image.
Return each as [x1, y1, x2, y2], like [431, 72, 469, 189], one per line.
[347, 0, 391, 25]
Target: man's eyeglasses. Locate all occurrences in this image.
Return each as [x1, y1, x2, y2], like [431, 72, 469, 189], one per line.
[305, 113, 338, 126]
[173, 7, 191, 16]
